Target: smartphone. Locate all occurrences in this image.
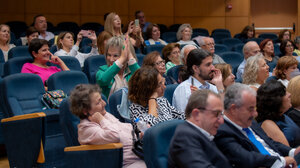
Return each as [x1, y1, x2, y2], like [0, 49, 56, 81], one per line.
[135, 19, 139, 26]
[81, 30, 91, 37]
[191, 78, 194, 86]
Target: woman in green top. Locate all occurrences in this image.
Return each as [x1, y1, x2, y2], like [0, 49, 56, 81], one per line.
[162, 43, 182, 72]
[96, 36, 140, 98]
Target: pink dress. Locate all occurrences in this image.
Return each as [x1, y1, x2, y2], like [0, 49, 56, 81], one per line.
[21, 63, 61, 85]
[78, 112, 145, 168]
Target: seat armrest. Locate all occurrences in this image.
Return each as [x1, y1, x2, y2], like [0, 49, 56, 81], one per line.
[1, 112, 46, 122]
[64, 143, 123, 152]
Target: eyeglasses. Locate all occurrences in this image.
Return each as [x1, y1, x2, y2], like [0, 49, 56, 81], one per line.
[203, 43, 215, 46]
[197, 107, 224, 119]
[286, 44, 294, 48]
[171, 51, 180, 55]
[154, 60, 165, 66]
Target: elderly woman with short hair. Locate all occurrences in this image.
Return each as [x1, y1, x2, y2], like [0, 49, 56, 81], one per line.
[162, 43, 182, 72]
[176, 24, 197, 46]
[243, 53, 269, 90]
[274, 56, 298, 87]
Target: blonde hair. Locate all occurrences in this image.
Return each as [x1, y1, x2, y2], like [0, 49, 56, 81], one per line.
[56, 31, 74, 49]
[243, 53, 264, 84]
[176, 24, 192, 41]
[0, 24, 11, 44]
[104, 13, 122, 36]
[287, 76, 300, 107]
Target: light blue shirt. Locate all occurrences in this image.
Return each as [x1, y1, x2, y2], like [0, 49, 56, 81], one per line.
[236, 59, 246, 81]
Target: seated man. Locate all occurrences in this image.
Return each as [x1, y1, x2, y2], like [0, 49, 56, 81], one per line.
[198, 37, 225, 65]
[33, 14, 54, 41]
[215, 83, 300, 168]
[168, 90, 232, 168]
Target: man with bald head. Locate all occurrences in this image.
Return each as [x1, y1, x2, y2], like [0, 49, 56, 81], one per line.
[180, 44, 197, 65]
[198, 37, 225, 65]
[236, 41, 261, 81]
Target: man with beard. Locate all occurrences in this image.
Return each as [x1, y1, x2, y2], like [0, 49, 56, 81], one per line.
[172, 49, 224, 112]
[33, 14, 54, 41]
[215, 83, 300, 168]
[198, 37, 225, 65]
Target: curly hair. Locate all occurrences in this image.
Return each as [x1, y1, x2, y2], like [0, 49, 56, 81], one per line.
[69, 84, 101, 119]
[240, 25, 255, 39]
[176, 24, 192, 41]
[280, 39, 295, 56]
[287, 76, 300, 108]
[128, 66, 159, 107]
[243, 53, 264, 85]
[162, 43, 180, 63]
[275, 56, 298, 80]
[142, 51, 161, 66]
[259, 38, 274, 57]
[56, 31, 75, 49]
[256, 80, 286, 122]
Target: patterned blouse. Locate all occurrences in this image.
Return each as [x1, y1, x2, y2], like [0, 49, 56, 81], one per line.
[129, 97, 185, 127]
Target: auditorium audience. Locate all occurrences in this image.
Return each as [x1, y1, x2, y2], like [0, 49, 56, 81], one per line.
[236, 41, 261, 81]
[173, 49, 224, 112]
[274, 56, 298, 87]
[97, 31, 112, 55]
[21, 38, 69, 86]
[198, 37, 225, 65]
[128, 66, 184, 128]
[215, 63, 235, 89]
[259, 38, 279, 71]
[135, 10, 151, 33]
[256, 80, 300, 148]
[70, 84, 146, 168]
[168, 90, 231, 168]
[142, 51, 176, 85]
[176, 24, 197, 46]
[128, 21, 144, 52]
[215, 83, 300, 168]
[0, 24, 15, 61]
[33, 14, 54, 41]
[280, 39, 296, 57]
[162, 43, 181, 72]
[239, 25, 255, 43]
[243, 53, 269, 90]
[96, 36, 139, 98]
[286, 76, 300, 127]
[144, 23, 167, 46]
[54, 31, 99, 67]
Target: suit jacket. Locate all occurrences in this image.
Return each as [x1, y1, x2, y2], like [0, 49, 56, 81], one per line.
[214, 120, 291, 168]
[168, 121, 232, 168]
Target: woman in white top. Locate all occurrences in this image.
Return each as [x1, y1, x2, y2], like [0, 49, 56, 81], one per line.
[0, 24, 15, 61]
[275, 56, 298, 87]
[243, 53, 269, 91]
[145, 24, 167, 46]
[54, 31, 99, 67]
[176, 24, 197, 46]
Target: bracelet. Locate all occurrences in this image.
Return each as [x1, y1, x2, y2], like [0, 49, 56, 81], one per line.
[149, 97, 157, 100]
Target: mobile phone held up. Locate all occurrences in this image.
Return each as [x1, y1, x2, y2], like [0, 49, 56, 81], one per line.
[135, 19, 139, 27]
[80, 30, 91, 37]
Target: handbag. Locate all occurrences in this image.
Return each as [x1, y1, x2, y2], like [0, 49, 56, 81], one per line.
[43, 90, 67, 109]
[131, 129, 144, 160]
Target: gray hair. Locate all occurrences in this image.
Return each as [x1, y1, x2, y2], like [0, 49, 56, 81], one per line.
[224, 83, 256, 110]
[180, 44, 197, 62]
[176, 23, 193, 40]
[197, 36, 206, 46]
[243, 53, 264, 85]
[243, 41, 258, 56]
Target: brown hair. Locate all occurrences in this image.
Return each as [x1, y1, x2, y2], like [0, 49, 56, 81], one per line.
[259, 38, 274, 57]
[97, 31, 112, 55]
[128, 66, 159, 107]
[214, 63, 232, 83]
[146, 23, 159, 39]
[275, 56, 298, 80]
[69, 84, 101, 119]
[142, 51, 161, 67]
[240, 25, 255, 39]
[287, 76, 300, 108]
[278, 29, 291, 42]
[26, 26, 39, 37]
[56, 31, 74, 49]
[162, 43, 180, 63]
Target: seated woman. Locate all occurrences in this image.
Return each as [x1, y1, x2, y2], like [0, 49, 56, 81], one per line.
[96, 36, 139, 98]
[243, 53, 269, 90]
[97, 31, 112, 55]
[128, 66, 185, 127]
[293, 36, 300, 56]
[142, 51, 176, 85]
[20, 26, 39, 46]
[0, 24, 15, 61]
[162, 43, 182, 72]
[277, 29, 291, 45]
[214, 63, 235, 89]
[104, 12, 123, 37]
[70, 84, 146, 168]
[286, 76, 300, 127]
[21, 38, 69, 86]
[256, 80, 300, 147]
[54, 31, 99, 67]
[274, 56, 298, 87]
[144, 23, 167, 46]
[238, 25, 255, 43]
[176, 24, 197, 46]
[259, 38, 279, 71]
[279, 39, 297, 57]
[128, 22, 144, 53]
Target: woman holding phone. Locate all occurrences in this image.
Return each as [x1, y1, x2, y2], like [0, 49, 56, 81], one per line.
[54, 30, 99, 67]
[21, 38, 69, 86]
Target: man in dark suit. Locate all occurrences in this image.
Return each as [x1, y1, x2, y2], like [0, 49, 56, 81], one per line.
[215, 83, 300, 168]
[168, 90, 232, 168]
